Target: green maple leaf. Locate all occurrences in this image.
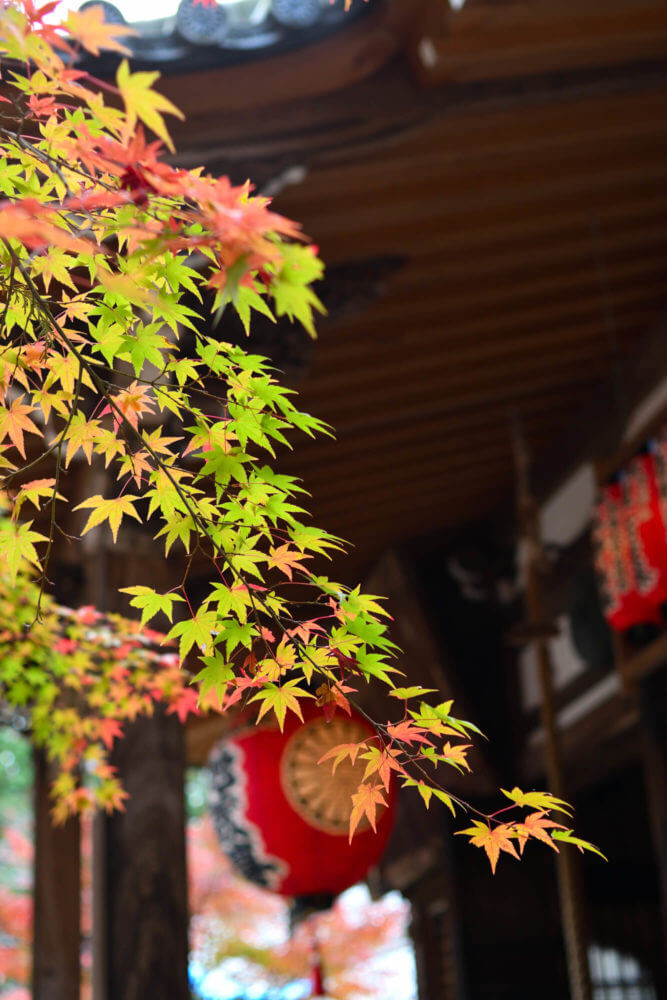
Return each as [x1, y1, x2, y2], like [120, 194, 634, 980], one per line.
[501, 787, 572, 816]
[0, 519, 47, 582]
[119, 586, 184, 626]
[167, 609, 219, 660]
[249, 680, 314, 731]
[124, 323, 172, 376]
[193, 659, 235, 707]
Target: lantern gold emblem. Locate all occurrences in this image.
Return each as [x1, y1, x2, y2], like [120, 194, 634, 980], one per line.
[280, 716, 373, 835]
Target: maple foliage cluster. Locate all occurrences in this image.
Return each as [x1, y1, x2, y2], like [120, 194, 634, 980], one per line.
[0, 521, 196, 819]
[0, 0, 602, 871]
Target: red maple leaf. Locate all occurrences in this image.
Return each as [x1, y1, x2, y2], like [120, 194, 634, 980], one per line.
[386, 720, 432, 745]
[55, 638, 77, 655]
[97, 718, 124, 750]
[166, 687, 200, 724]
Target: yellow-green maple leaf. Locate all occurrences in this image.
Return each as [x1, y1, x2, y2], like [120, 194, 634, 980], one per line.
[74, 494, 141, 543]
[116, 60, 183, 152]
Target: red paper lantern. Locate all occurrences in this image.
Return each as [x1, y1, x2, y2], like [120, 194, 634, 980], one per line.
[207, 703, 396, 897]
[622, 452, 667, 620]
[593, 482, 644, 632]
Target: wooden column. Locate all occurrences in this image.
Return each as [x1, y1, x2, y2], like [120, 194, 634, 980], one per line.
[639, 665, 667, 949]
[408, 874, 468, 1000]
[32, 750, 81, 1000]
[102, 708, 189, 1000]
[399, 815, 468, 1000]
[513, 422, 593, 1000]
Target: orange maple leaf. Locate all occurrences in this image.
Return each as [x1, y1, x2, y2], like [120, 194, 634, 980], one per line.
[442, 741, 472, 771]
[386, 720, 432, 745]
[117, 448, 153, 488]
[96, 718, 124, 750]
[362, 746, 405, 792]
[458, 821, 520, 874]
[268, 544, 311, 581]
[0, 397, 42, 457]
[349, 783, 387, 840]
[514, 811, 564, 855]
[319, 740, 367, 772]
[166, 687, 200, 724]
[102, 382, 155, 432]
[64, 5, 135, 57]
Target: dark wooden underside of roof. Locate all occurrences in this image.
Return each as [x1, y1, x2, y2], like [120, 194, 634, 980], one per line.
[163, 0, 667, 577]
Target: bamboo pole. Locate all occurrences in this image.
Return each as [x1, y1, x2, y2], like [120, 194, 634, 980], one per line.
[512, 418, 593, 1000]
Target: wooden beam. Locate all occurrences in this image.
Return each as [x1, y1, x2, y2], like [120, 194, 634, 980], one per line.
[164, 24, 667, 176]
[315, 347, 646, 435]
[412, 0, 667, 86]
[33, 751, 81, 1000]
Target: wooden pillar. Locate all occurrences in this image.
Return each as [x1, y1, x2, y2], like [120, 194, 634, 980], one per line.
[639, 665, 667, 949]
[32, 750, 81, 1000]
[404, 819, 468, 1000]
[409, 890, 467, 1000]
[101, 708, 189, 1000]
[513, 421, 593, 1000]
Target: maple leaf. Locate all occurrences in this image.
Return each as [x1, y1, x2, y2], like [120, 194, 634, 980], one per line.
[64, 413, 101, 467]
[386, 720, 432, 745]
[349, 783, 387, 840]
[102, 382, 155, 432]
[513, 811, 564, 855]
[74, 494, 142, 543]
[267, 543, 311, 581]
[119, 586, 184, 627]
[401, 777, 454, 812]
[30, 248, 78, 292]
[96, 717, 124, 750]
[0, 397, 42, 458]
[249, 679, 313, 731]
[117, 448, 153, 488]
[390, 686, 437, 700]
[116, 59, 184, 152]
[551, 829, 607, 860]
[0, 519, 47, 582]
[64, 6, 135, 56]
[457, 821, 520, 874]
[12, 478, 63, 518]
[95, 270, 156, 308]
[315, 681, 354, 722]
[166, 687, 200, 724]
[167, 609, 219, 660]
[318, 740, 367, 773]
[441, 741, 472, 771]
[501, 786, 572, 816]
[361, 745, 404, 791]
[260, 636, 296, 679]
